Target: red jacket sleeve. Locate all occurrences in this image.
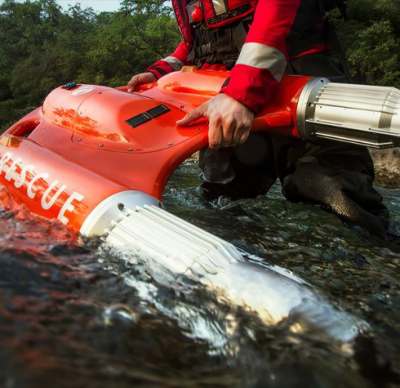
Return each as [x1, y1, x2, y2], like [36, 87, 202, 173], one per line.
[221, 0, 301, 113]
[145, 41, 190, 79]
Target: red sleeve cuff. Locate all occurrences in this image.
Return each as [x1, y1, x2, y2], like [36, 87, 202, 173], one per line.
[220, 64, 279, 113]
[145, 60, 175, 79]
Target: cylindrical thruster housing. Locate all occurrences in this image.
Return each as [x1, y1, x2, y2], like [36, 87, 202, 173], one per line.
[297, 78, 400, 148]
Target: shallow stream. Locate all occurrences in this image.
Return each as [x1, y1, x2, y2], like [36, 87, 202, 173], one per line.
[1, 160, 400, 388]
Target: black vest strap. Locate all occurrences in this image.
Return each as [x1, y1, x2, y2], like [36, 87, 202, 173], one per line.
[188, 15, 252, 69]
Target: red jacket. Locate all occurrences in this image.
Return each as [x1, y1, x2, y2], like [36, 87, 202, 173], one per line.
[146, 0, 329, 113]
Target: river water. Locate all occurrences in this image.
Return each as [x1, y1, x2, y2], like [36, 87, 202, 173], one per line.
[0, 160, 400, 388]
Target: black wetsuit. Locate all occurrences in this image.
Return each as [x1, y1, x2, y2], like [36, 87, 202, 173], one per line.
[200, 50, 390, 238]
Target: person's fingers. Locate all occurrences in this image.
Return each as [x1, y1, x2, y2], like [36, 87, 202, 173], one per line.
[238, 129, 250, 144]
[230, 129, 241, 147]
[127, 75, 139, 93]
[178, 94, 254, 149]
[127, 73, 156, 93]
[176, 105, 207, 126]
[208, 117, 223, 150]
[220, 116, 236, 148]
[232, 119, 252, 146]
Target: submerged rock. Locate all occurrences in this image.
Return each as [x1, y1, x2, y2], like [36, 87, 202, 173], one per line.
[370, 148, 400, 188]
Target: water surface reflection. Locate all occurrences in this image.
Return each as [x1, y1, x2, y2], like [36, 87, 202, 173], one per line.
[0, 161, 399, 387]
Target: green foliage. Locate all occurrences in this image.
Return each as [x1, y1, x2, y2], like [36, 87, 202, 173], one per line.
[77, 9, 179, 86]
[344, 20, 400, 86]
[0, 0, 179, 131]
[339, 0, 400, 87]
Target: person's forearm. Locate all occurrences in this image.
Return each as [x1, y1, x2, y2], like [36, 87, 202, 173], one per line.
[221, 0, 301, 112]
[146, 41, 190, 79]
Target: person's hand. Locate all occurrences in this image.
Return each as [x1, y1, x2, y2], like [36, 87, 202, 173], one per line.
[176, 93, 254, 150]
[127, 72, 157, 93]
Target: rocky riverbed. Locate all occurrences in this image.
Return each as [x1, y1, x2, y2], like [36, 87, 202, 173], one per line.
[371, 148, 400, 188]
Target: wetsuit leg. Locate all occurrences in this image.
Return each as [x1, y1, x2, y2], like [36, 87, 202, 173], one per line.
[199, 132, 277, 200]
[281, 156, 389, 238]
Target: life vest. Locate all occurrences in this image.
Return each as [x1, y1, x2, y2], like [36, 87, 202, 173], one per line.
[173, 0, 256, 47]
[197, 0, 256, 28]
[173, 0, 327, 68]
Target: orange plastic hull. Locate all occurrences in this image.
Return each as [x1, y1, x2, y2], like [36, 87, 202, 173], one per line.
[0, 68, 310, 233]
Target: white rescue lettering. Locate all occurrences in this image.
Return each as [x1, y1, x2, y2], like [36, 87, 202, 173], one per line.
[0, 152, 12, 173]
[27, 172, 49, 199]
[0, 151, 84, 225]
[58, 192, 84, 224]
[41, 180, 67, 210]
[5, 158, 23, 182]
[14, 165, 35, 188]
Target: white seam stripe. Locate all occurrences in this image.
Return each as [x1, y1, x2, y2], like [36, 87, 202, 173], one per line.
[236, 43, 287, 82]
[163, 56, 184, 71]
